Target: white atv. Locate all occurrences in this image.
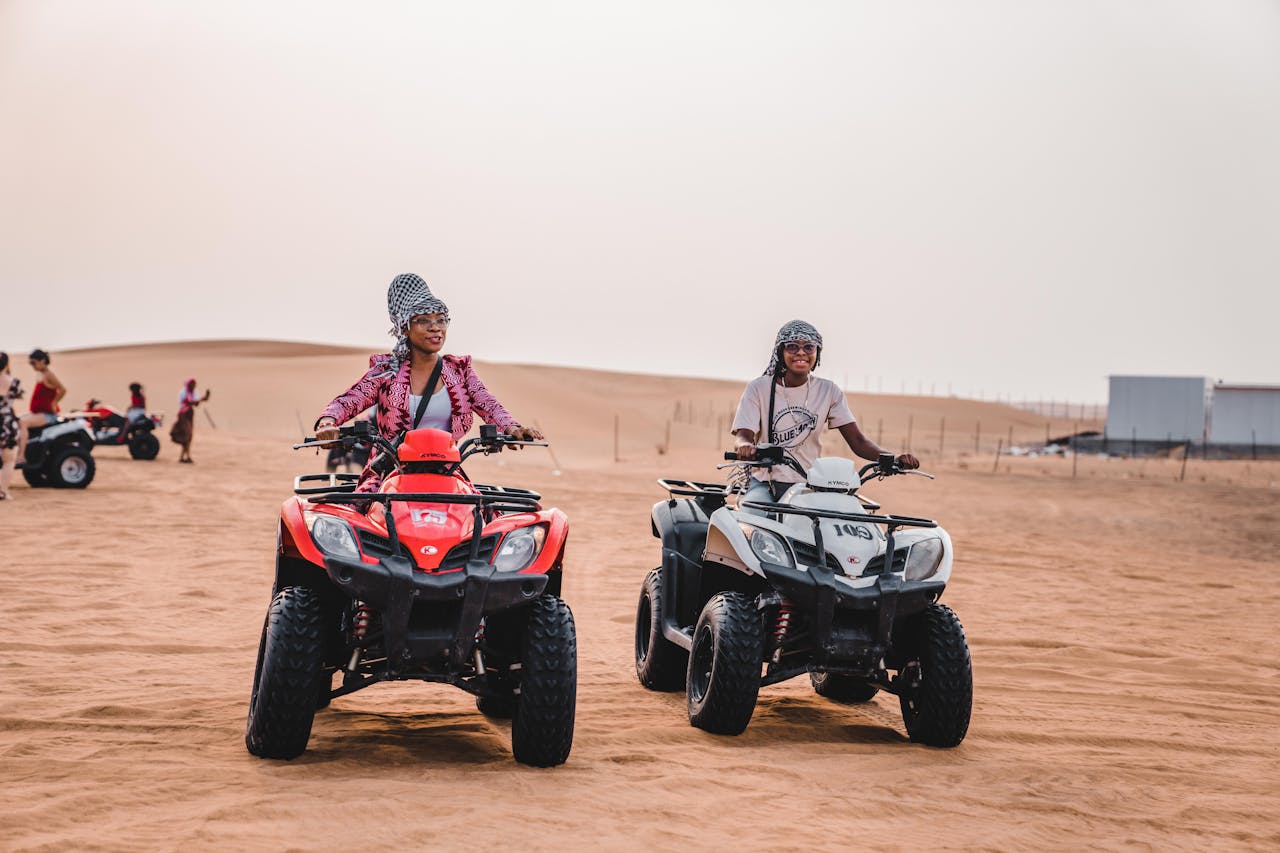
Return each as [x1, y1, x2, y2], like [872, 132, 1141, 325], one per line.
[20, 418, 96, 488]
[636, 447, 971, 746]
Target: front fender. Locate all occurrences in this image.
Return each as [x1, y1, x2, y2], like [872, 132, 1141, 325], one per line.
[705, 507, 796, 578]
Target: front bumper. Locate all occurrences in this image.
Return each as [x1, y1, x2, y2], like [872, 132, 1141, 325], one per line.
[322, 553, 547, 672]
[762, 561, 945, 672]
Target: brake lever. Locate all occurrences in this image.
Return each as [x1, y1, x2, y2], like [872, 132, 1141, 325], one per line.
[716, 460, 767, 470]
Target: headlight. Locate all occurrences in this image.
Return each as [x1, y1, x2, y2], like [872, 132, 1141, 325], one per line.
[740, 523, 795, 569]
[493, 524, 547, 572]
[904, 537, 944, 581]
[304, 511, 360, 559]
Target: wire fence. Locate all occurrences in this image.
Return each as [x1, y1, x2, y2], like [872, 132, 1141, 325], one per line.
[635, 398, 1279, 486]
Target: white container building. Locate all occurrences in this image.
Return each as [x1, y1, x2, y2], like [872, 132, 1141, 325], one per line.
[1209, 385, 1280, 446]
[1105, 376, 1211, 442]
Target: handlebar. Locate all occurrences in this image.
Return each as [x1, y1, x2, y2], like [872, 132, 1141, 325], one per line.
[858, 452, 935, 482]
[721, 444, 802, 477]
[722, 447, 934, 483]
[295, 422, 548, 475]
[458, 424, 548, 461]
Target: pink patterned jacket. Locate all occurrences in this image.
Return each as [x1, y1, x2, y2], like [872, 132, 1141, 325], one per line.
[319, 353, 520, 492]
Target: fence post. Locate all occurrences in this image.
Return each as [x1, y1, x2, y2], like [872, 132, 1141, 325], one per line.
[1007, 424, 1013, 453]
[992, 438, 1003, 473]
[1180, 441, 1190, 481]
[1072, 421, 1079, 478]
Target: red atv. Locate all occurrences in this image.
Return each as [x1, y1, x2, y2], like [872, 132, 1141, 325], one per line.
[77, 399, 163, 460]
[244, 421, 576, 767]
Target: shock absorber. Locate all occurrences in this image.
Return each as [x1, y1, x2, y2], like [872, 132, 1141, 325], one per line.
[473, 618, 487, 677]
[347, 601, 373, 672]
[771, 599, 793, 664]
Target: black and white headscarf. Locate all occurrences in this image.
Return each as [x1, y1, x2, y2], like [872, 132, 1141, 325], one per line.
[764, 319, 823, 375]
[386, 273, 450, 373]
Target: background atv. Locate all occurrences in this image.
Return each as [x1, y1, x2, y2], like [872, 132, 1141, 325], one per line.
[77, 401, 163, 460]
[20, 418, 96, 488]
[636, 447, 971, 747]
[245, 422, 576, 767]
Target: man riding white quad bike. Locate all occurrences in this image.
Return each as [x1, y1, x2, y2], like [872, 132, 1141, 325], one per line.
[636, 445, 971, 746]
[245, 421, 576, 767]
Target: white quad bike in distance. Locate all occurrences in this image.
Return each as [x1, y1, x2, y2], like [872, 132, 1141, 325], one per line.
[635, 446, 972, 746]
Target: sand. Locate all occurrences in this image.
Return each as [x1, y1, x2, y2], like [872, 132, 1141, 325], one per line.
[2, 341, 1277, 851]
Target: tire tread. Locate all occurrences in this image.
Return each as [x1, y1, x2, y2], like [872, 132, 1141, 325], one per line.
[635, 568, 689, 691]
[244, 587, 326, 759]
[687, 592, 763, 735]
[511, 595, 577, 767]
[899, 603, 972, 747]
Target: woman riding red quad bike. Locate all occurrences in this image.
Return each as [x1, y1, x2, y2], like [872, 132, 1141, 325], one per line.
[244, 420, 576, 767]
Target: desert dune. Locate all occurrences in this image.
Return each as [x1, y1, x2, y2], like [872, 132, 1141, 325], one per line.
[2, 341, 1277, 850]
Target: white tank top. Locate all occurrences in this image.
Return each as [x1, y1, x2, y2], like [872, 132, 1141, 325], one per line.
[408, 388, 452, 431]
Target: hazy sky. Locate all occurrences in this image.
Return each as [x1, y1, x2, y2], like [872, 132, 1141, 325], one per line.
[2, 1, 1277, 403]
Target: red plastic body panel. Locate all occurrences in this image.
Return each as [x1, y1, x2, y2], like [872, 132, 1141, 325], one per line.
[397, 428, 460, 463]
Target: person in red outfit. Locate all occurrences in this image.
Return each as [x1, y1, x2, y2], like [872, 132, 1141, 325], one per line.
[17, 348, 64, 467]
[126, 382, 147, 422]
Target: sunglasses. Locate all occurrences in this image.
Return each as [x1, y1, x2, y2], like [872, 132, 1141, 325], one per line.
[783, 342, 817, 354]
[410, 315, 450, 329]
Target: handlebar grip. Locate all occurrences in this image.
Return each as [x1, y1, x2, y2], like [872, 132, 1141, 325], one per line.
[370, 451, 395, 477]
[724, 452, 739, 461]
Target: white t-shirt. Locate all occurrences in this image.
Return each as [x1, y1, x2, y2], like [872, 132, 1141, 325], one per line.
[408, 388, 452, 431]
[731, 374, 856, 483]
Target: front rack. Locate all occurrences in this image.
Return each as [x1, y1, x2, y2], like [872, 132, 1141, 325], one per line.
[473, 483, 542, 503]
[304, 491, 544, 565]
[740, 501, 936, 530]
[307, 491, 541, 514]
[741, 501, 937, 574]
[294, 473, 362, 495]
[657, 478, 737, 498]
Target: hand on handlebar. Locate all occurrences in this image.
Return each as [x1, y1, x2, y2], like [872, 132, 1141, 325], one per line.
[315, 419, 341, 449]
[895, 452, 920, 470]
[506, 425, 544, 443]
[734, 441, 757, 461]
